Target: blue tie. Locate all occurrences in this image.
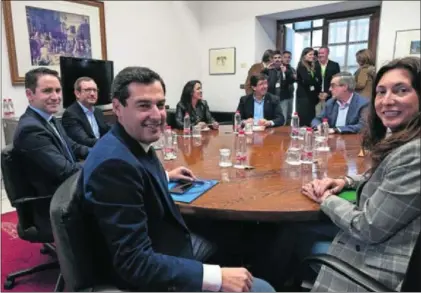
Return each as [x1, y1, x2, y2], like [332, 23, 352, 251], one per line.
[49, 117, 75, 163]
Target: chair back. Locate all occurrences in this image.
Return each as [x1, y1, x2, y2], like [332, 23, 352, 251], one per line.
[1, 144, 53, 242]
[50, 170, 106, 291]
[401, 232, 421, 291]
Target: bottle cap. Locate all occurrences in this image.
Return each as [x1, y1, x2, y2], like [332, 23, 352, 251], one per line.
[306, 127, 313, 132]
[238, 129, 245, 135]
[235, 110, 240, 114]
[293, 112, 298, 116]
[322, 118, 328, 122]
[165, 125, 171, 130]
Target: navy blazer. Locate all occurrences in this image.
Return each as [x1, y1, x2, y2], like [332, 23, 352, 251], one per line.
[81, 123, 203, 292]
[311, 93, 369, 133]
[61, 102, 110, 147]
[236, 93, 284, 127]
[13, 107, 88, 197]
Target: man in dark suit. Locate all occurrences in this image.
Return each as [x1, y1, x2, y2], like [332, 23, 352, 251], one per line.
[61, 77, 110, 147]
[237, 73, 284, 127]
[262, 50, 295, 125]
[311, 72, 369, 134]
[13, 68, 89, 226]
[81, 66, 274, 292]
[316, 47, 341, 114]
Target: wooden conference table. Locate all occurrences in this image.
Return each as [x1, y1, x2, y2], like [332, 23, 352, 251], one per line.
[159, 125, 371, 223]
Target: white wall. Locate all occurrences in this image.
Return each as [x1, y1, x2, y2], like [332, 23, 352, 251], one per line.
[376, 1, 421, 67]
[200, 0, 420, 112]
[1, 1, 202, 118]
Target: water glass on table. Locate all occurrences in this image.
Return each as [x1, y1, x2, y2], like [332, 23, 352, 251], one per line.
[192, 124, 202, 138]
[244, 122, 253, 135]
[285, 147, 301, 166]
[219, 148, 232, 167]
[163, 132, 177, 160]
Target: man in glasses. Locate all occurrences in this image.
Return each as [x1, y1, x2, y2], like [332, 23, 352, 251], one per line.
[62, 77, 111, 147]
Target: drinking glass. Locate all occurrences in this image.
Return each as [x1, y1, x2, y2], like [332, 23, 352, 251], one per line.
[192, 125, 202, 138]
[219, 148, 232, 167]
[285, 147, 301, 166]
[245, 122, 253, 135]
[163, 132, 177, 160]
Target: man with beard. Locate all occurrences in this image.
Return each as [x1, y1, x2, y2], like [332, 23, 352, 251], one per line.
[80, 66, 275, 292]
[62, 77, 110, 147]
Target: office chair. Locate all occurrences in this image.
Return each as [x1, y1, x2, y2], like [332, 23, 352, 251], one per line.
[301, 232, 420, 291]
[50, 169, 217, 291]
[1, 145, 59, 290]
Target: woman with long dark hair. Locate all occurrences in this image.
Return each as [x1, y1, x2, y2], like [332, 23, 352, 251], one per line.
[301, 56, 420, 291]
[295, 47, 322, 126]
[175, 80, 218, 130]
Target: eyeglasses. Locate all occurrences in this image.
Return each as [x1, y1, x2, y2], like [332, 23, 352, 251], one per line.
[80, 88, 98, 93]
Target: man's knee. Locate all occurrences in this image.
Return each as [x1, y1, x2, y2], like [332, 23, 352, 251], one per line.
[251, 277, 276, 292]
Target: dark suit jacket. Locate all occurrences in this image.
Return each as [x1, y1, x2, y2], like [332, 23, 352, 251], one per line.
[316, 60, 341, 97]
[311, 92, 369, 134]
[262, 67, 295, 100]
[81, 123, 203, 291]
[13, 107, 89, 197]
[61, 102, 110, 147]
[236, 93, 284, 127]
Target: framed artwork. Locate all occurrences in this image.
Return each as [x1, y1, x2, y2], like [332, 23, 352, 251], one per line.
[2, 0, 107, 85]
[393, 29, 420, 58]
[209, 47, 236, 75]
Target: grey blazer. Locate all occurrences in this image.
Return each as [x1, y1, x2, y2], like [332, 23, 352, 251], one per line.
[312, 138, 421, 291]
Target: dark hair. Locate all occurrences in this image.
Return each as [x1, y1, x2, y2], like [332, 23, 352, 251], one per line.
[261, 49, 274, 63]
[272, 50, 282, 56]
[74, 76, 94, 91]
[180, 80, 201, 114]
[283, 50, 292, 55]
[25, 67, 60, 93]
[110, 67, 166, 106]
[250, 73, 267, 87]
[299, 47, 315, 71]
[313, 50, 319, 58]
[362, 56, 420, 173]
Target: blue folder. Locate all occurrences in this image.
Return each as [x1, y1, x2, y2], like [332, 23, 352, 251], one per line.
[168, 179, 219, 203]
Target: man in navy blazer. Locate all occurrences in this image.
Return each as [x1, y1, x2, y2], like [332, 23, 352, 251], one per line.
[311, 72, 369, 134]
[237, 73, 284, 127]
[14, 67, 89, 198]
[81, 66, 274, 292]
[61, 77, 110, 147]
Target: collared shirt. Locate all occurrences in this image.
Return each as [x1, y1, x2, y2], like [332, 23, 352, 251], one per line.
[77, 101, 100, 138]
[253, 96, 265, 123]
[29, 105, 76, 162]
[335, 93, 354, 127]
[137, 141, 222, 291]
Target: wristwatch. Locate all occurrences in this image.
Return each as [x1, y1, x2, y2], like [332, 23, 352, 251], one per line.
[337, 176, 356, 189]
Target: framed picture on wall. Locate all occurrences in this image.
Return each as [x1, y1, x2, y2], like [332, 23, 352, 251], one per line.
[209, 47, 236, 75]
[2, 0, 107, 85]
[393, 29, 420, 59]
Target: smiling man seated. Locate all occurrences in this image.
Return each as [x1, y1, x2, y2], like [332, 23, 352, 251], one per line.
[237, 73, 284, 128]
[80, 66, 275, 292]
[311, 72, 369, 134]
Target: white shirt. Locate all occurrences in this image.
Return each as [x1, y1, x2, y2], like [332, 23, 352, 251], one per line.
[139, 142, 223, 291]
[335, 93, 353, 128]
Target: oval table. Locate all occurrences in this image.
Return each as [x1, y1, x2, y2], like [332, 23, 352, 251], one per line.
[159, 125, 371, 222]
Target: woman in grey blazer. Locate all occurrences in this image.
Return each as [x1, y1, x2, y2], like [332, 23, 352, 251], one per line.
[301, 56, 420, 291]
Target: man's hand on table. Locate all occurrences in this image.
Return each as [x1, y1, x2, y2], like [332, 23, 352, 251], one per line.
[168, 166, 196, 181]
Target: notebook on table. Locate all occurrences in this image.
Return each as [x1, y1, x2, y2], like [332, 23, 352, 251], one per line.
[168, 179, 219, 203]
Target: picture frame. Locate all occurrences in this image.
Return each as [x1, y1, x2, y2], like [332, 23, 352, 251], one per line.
[393, 29, 420, 59]
[2, 0, 107, 85]
[209, 47, 236, 75]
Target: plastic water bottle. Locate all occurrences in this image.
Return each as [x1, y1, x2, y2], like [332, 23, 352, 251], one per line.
[234, 111, 242, 134]
[322, 118, 329, 140]
[301, 127, 314, 164]
[291, 112, 300, 138]
[7, 98, 15, 117]
[183, 113, 191, 137]
[235, 129, 247, 166]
